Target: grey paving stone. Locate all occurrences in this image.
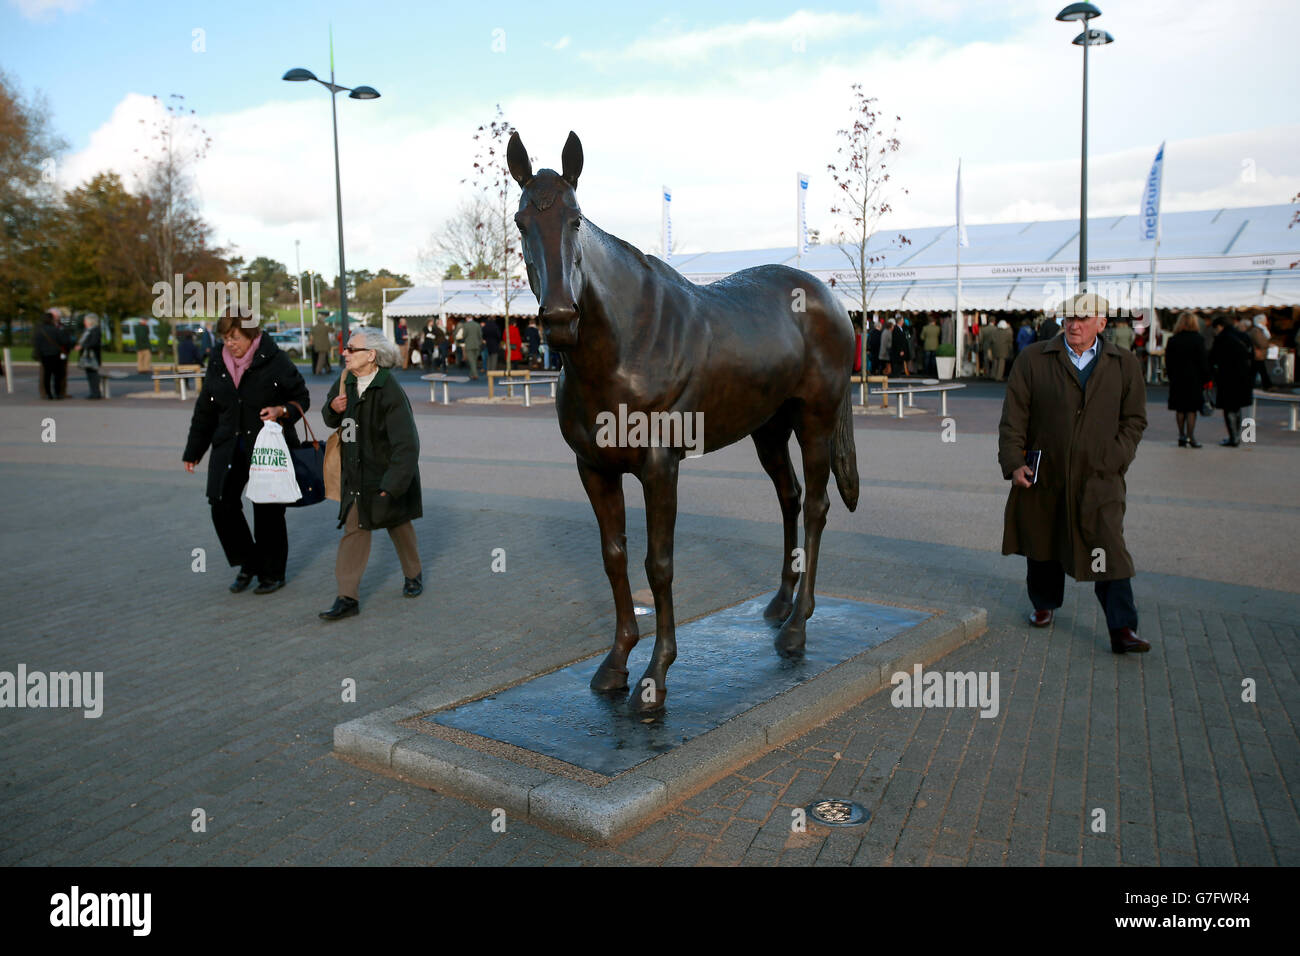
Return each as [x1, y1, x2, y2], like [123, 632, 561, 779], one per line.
[1, 403, 1296, 868]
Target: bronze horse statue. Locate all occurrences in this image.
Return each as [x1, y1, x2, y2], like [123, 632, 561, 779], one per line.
[508, 130, 859, 713]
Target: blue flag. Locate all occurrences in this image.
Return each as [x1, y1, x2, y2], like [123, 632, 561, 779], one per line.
[1139, 142, 1165, 242]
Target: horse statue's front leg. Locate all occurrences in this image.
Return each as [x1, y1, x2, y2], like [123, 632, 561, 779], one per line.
[630, 448, 679, 713]
[577, 459, 639, 692]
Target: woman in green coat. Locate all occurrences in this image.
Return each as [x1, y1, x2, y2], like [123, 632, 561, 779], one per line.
[319, 327, 423, 620]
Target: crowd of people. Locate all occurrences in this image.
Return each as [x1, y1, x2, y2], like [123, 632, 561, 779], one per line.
[386, 315, 557, 379]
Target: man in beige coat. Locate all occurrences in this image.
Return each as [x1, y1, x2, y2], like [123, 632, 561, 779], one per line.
[998, 292, 1150, 654]
[991, 320, 1014, 381]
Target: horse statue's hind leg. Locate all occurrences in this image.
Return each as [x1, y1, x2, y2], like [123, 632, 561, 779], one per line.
[774, 411, 835, 656]
[752, 410, 802, 626]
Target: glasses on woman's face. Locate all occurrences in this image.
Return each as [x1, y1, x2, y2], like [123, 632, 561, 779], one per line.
[342, 344, 372, 355]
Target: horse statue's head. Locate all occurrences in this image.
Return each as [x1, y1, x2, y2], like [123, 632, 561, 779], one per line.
[508, 130, 585, 351]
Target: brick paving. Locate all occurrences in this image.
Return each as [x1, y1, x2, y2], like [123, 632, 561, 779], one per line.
[0, 375, 1296, 866]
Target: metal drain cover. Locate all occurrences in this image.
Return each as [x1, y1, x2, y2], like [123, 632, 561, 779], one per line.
[807, 799, 869, 827]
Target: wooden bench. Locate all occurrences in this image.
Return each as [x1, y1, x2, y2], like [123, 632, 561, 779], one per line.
[151, 367, 203, 400]
[1252, 392, 1300, 432]
[100, 370, 130, 398]
[486, 368, 535, 399]
[420, 373, 470, 404]
[151, 364, 202, 392]
[854, 374, 889, 407]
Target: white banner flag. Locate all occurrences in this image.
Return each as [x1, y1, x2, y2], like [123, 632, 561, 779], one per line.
[1139, 142, 1165, 241]
[797, 172, 809, 257]
[662, 186, 672, 262]
[956, 159, 969, 248]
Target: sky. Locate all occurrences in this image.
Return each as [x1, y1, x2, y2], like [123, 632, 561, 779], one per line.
[2, 0, 1298, 285]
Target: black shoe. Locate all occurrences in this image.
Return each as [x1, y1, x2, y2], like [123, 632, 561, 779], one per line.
[1219, 437, 1239, 447]
[1109, 627, 1151, 654]
[403, 573, 423, 597]
[254, 578, 285, 595]
[319, 596, 359, 621]
[1178, 436, 1188, 447]
[230, 571, 255, 593]
[1188, 437, 1202, 448]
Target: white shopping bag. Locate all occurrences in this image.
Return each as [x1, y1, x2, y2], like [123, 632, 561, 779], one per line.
[245, 420, 302, 504]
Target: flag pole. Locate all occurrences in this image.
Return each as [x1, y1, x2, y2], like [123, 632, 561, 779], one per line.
[1140, 142, 1166, 382]
[954, 158, 965, 378]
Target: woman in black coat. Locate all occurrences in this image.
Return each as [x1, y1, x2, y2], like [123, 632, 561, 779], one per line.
[183, 310, 310, 593]
[318, 326, 423, 620]
[1208, 314, 1255, 447]
[73, 314, 104, 399]
[1164, 311, 1210, 448]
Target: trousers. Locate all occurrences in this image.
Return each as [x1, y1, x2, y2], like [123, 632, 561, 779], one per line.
[1027, 558, 1137, 630]
[210, 448, 289, 580]
[334, 502, 421, 599]
[40, 356, 62, 398]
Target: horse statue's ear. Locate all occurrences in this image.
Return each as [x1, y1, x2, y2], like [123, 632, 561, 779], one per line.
[561, 131, 583, 190]
[507, 131, 533, 187]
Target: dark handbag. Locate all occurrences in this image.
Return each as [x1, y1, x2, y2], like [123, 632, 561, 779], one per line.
[286, 401, 326, 507]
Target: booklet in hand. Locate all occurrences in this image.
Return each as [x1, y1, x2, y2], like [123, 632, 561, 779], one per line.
[1024, 450, 1041, 486]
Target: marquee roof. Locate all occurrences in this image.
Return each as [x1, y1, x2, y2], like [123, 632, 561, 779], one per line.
[385, 204, 1300, 318]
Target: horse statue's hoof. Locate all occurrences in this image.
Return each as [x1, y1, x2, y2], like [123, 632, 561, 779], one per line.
[628, 674, 667, 713]
[763, 594, 794, 626]
[774, 620, 806, 657]
[590, 662, 629, 693]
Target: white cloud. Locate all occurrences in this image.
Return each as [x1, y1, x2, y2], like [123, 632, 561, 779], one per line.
[55, 0, 1300, 281]
[8, 0, 89, 18]
[546, 36, 571, 51]
[583, 10, 877, 64]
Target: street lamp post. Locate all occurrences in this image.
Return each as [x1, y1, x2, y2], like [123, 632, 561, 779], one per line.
[295, 239, 306, 362]
[282, 60, 379, 343]
[1056, 3, 1113, 294]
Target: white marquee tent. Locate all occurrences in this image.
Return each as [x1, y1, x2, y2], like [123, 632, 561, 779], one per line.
[384, 203, 1300, 333]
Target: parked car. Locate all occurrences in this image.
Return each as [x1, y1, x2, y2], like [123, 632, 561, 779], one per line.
[269, 329, 310, 358]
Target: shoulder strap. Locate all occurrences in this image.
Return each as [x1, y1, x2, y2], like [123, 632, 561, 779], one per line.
[288, 401, 318, 446]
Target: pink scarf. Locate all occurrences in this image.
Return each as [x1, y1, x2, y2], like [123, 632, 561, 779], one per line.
[222, 334, 261, 388]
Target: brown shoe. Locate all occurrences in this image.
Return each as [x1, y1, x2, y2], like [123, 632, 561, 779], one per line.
[1109, 627, 1150, 653]
[1029, 609, 1054, 627]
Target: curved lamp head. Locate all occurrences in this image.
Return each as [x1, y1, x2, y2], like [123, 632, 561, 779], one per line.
[282, 68, 318, 82]
[1056, 2, 1102, 21]
[1072, 28, 1114, 45]
[349, 85, 380, 100]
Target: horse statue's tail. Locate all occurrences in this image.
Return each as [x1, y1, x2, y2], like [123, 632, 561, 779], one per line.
[831, 386, 859, 512]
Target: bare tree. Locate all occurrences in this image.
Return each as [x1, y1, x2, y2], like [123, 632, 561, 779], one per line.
[647, 234, 687, 260]
[417, 195, 505, 282]
[133, 94, 220, 305]
[826, 84, 910, 371]
[465, 105, 527, 373]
